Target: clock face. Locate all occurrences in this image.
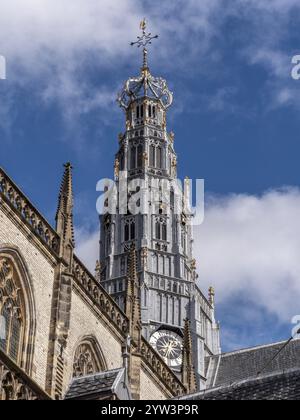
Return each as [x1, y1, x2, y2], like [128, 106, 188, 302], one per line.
[150, 330, 183, 368]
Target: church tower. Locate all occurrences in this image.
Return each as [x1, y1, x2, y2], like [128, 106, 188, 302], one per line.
[99, 20, 220, 389]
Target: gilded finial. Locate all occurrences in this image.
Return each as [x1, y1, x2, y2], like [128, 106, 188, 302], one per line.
[140, 18, 147, 32]
[131, 19, 158, 69]
[114, 158, 120, 179]
[191, 259, 197, 271]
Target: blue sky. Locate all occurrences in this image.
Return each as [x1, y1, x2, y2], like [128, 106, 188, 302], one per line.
[1, 0, 300, 352]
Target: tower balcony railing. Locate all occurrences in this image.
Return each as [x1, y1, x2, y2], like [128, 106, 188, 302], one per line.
[73, 255, 130, 336]
[140, 337, 186, 397]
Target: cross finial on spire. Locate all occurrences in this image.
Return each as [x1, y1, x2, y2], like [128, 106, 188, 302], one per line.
[131, 19, 158, 69]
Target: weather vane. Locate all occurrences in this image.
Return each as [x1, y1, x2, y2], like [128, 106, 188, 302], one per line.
[131, 19, 158, 69]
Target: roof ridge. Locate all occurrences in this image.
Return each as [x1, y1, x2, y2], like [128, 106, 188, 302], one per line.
[212, 338, 300, 358]
[71, 367, 123, 382]
[182, 367, 300, 399]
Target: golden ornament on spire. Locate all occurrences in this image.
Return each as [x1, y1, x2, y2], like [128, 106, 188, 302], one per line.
[140, 18, 147, 32]
[131, 19, 158, 69]
[209, 287, 215, 307]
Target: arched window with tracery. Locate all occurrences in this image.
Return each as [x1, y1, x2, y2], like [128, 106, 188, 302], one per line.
[124, 217, 136, 242]
[155, 217, 167, 241]
[0, 258, 25, 364]
[73, 338, 107, 378]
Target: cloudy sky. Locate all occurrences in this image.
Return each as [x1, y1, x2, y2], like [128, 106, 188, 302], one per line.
[1, 0, 300, 351]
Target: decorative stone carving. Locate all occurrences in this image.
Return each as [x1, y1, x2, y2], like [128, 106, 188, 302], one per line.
[169, 131, 175, 144]
[0, 366, 36, 400]
[73, 343, 101, 378]
[0, 169, 60, 255]
[0, 358, 48, 400]
[114, 158, 120, 180]
[143, 152, 148, 166]
[209, 287, 215, 308]
[95, 260, 101, 282]
[118, 69, 173, 111]
[0, 258, 23, 363]
[141, 247, 148, 270]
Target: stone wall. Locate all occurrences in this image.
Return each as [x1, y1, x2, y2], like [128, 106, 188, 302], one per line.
[140, 366, 172, 400]
[0, 200, 56, 389]
[64, 286, 124, 391]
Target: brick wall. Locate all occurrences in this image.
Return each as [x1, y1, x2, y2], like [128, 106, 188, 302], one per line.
[140, 366, 171, 400]
[63, 288, 124, 392]
[0, 205, 56, 389]
[0, 202, 181, 400]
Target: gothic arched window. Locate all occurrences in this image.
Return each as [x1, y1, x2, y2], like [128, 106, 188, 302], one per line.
[149, 145, 156, 167]
[130, 145, 136, 170]
[124, 217, 136, 242]
[137, 144, 143, 168]
[0, 258, 25, 364]
[181, 226, 187, 254]
[157, 146, 163, 169]
[152, 105, 156, 119]
[155, 217, 167, 241]
[73, 339, 106, 378]
[119, 149, 125, 171]
[130, 143, 144, 170]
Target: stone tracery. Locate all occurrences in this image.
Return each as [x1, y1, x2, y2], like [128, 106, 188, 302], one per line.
[73, 340, 105, 378]
[0, 258, 24, 364]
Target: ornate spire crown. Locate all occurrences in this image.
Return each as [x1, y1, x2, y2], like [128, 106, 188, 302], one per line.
[117, 19, 173, 111]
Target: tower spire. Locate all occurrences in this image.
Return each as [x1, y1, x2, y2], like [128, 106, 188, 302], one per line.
[131, 18, 158, 70]
[56, 163, 75, 263]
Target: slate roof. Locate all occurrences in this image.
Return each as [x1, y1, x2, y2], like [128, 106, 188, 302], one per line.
[206, 338, 300, 388]
[179, 368, 300, 400]
[65, 368, 129, 400]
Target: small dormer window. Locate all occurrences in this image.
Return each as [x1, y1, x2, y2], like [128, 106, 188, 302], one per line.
[124, 218, 136, 242]
[136, 105, 140, 119]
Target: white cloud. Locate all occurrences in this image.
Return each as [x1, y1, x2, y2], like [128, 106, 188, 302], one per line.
[1, 0, 300, 130]
[75, 186, 300, 325]
[0, 0, 140, 68]
[75, 227, 99, 273]
[194, 188, 300, 322]
[207, 87, 238, 113]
